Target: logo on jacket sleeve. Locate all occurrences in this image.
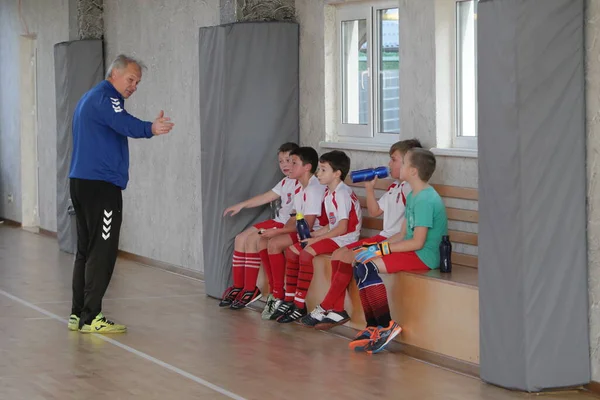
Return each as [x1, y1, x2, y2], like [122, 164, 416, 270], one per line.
[328, 211, 336, 225]
[110, 97, 123, 113]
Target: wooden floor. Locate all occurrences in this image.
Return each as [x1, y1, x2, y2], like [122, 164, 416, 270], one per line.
[0, 225, 597, 400]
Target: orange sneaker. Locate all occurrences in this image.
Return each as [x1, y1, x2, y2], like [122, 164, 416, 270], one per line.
[348, 327, 378, 352]
[366, 321, 402, 354]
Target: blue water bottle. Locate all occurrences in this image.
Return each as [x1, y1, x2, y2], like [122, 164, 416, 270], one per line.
[296, 212, 311, 248]
[350, 166, 390, 183]
[439, 235, 452, 273]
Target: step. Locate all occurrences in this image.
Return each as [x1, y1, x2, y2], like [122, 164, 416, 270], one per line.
[256, 256, 479, 365]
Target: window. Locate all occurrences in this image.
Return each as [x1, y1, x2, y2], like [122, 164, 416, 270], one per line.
[337, 2, 399, 144]
[455, 0, 477, 148]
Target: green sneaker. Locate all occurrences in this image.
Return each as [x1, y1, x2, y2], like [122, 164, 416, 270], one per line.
[79, 313, 126, 334]
[68, 314, 80, 331]
[261, 294, 277, 320]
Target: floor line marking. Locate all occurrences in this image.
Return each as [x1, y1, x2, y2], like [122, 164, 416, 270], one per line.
[0, 288, 246, 400]
[33, 293, 203, 305]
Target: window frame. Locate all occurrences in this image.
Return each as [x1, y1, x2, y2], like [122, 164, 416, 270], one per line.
[453, 0, 478, 150]
[336, 0, 400, 145]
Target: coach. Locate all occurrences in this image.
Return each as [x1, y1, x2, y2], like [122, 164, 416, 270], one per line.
[67, 54, 174, 333]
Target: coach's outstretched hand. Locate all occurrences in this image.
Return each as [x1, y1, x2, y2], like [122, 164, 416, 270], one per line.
[152, 110, 174, 136]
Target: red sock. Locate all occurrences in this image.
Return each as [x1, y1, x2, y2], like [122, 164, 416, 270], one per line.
[359, 288, 378, 327]
[243, 252, 261, 291]
[294, 251, 315, 309]
[331, 259, 340, 275]
[259, 249, 273, 293]
[319, 260, 339, 310]
[269, 252, 286, 300]
[284, 247, 300, 302]
[321, 261, 352, 311]
[232, 251, 245, 288]
[365, 283, 391, 327]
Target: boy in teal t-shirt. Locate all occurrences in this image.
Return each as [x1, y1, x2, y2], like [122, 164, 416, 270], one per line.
[404, 184, 448, 269]
[349, 148, 448, 354]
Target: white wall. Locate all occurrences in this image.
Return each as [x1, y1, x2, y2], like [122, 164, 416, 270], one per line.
[296, 0, 478, 190]
[0, 0, 219, 273]
[103, 0, 219, 272]
[0, 0, 70, 227]
[0, 0, 22, 222]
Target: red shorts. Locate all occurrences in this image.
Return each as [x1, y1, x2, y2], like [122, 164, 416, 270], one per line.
[345, 235, 387, 251]
[292, 238, 340, 255]
[253, 219, 285, 230]
[254, 220, 299, 244]
[380, 251, 429, 273]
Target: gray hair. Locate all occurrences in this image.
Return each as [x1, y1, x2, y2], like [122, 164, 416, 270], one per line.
[105, 54, 146, 79]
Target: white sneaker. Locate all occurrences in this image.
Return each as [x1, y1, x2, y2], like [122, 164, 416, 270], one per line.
[299, 305, 327, 327]
[314, 309, 351, 330]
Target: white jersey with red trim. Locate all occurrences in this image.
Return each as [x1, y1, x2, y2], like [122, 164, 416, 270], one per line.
[271, 177, 301, 224]
[377, 180, 412, 238]
[293, 175, 327, 230]
[323, 181, 362, 247]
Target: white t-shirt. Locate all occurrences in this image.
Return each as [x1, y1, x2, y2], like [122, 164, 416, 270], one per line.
[323, 181, 362, 247]
[377, 180, 412, 238]
[293, 175, 327, 230]
[271, 177, 301, 224]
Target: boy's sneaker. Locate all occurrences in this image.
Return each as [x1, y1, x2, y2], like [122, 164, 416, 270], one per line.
[314, 310, 351, 330]
[230, 287, 262, 310]
[366, 321, 402, 354]
[299, 305, 327, 328]
[68, 314, 80, 331]
[277, 304, 307, 323]
[348, 327, 378, 352]
[218, 286, 242, 307]
[269, 300, 293, 321]
[261, 294, 277, 320]
[79, 313, 126, 334]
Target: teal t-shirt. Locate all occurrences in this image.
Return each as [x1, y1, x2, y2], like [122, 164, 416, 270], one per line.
[404, 186, 448, 269]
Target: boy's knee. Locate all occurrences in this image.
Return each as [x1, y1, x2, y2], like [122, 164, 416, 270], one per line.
[285, 246, 299, 260]
[299, 249, 315, 264]
[257, 238, 268, 250]
[268, 239, 286, 254]
[332, 248, 344, 259]
[244, 240, 256, 252]
[335, 247, 353, 263]
[234, 232, 248, 246]
[246, 232, 260, 245]
[267, 238, 277, 253]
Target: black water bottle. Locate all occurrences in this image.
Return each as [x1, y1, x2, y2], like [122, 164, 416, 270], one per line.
[296, 212, 311, 248]
[439, 235, 452, 273]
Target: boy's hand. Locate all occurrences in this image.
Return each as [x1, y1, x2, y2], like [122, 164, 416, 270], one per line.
[354, 242, 391, 263]
[260, 228, 280, 238]
[364, 176, 378, 191]
[223, 204, 243, 217]
[301, 237, 319, 247]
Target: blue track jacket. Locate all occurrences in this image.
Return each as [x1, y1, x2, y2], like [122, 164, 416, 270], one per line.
[69, 80, 153, 189]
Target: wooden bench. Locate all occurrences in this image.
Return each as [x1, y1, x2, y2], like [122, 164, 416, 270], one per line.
[257, 177, 480, 369]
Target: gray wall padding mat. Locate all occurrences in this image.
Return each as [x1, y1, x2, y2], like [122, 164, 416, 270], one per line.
[199, 22, 299, 298]
[54, 39, 104, 254]
[477, 0, 589, 391]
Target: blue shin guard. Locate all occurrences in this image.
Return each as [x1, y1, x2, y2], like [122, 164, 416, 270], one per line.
[354, 261, 382, 290]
